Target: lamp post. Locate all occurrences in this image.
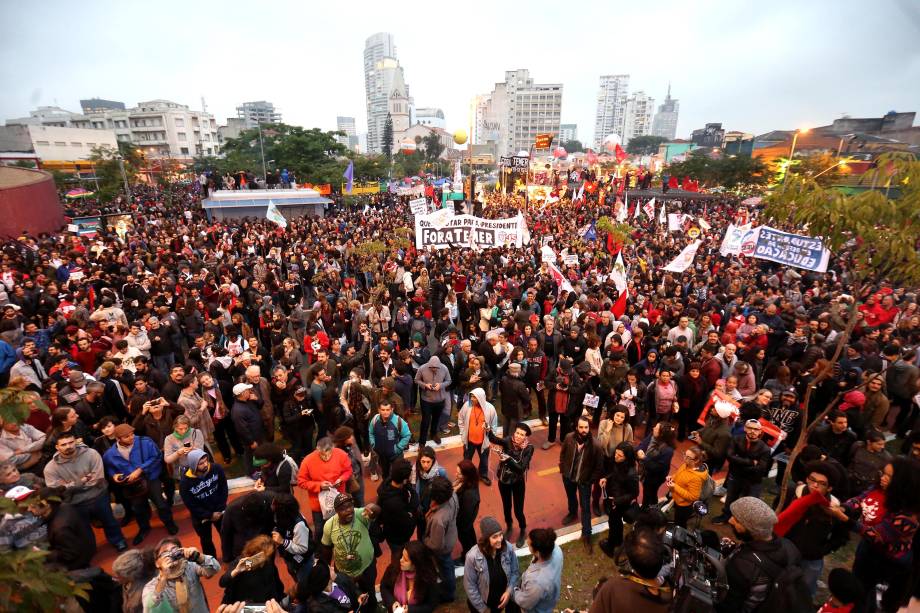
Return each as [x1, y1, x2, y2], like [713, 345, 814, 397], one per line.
[257, 122, 267, 184]
[784, 128, 809, 185]
[115, 154, 132, 202]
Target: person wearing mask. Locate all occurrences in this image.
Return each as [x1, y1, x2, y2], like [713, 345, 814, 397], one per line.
[637, 421, 677, 509]
[297, 437, 353, 546]
[368, 399, 411, 482]
[590, 527, 670, 612]
[141, 537, 220, 613]
[319, 493, 381, 608]
[712, 419, 772, 524]
[219, 534, 285, 606]
[464, 515, 521, 613]
[178, 449, 228, 558]
[666, 445, 710, 527]
[43, 431, 128, 552]
[454, 459, 481, 564]
[487, 422, 534, 548]
[597, 441, 640, 554]
[424, 475, 460, 603]
[512, 527, 563, 613]
[230, 382, 266, 478]
[459, 387, 499, 485]
[380, 540, 440, 613]
[102, 423, 179, 544]
[374, 457, 419, 566]
[559, 415, 604, 551]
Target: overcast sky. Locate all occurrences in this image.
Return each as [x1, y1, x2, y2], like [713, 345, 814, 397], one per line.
[2, 0, 919, 145]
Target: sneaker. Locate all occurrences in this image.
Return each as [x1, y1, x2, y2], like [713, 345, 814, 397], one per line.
[115, 541, 128, 553]
[433, 435, 442, 445]
[541, 441, 554, 450]
[480, 476, 492, 487]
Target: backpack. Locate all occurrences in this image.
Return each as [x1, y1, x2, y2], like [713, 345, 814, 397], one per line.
[276, 452, 299, 486]
[754, 541, 814, 613]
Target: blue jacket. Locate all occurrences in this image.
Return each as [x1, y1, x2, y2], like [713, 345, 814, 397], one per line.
[0, 340, 15, 374]
[465, 541, 521, 613]
[512, 544, 563, 613]
[102, 435, 163, 480]
[179, 464, 228, 519]
[368, 413, 411, 458]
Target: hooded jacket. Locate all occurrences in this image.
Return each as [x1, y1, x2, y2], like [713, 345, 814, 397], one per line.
[415, 356, 452, 403]
[459, 388, 500, 450]
[179, 462, 229, 520]
[375, 480, 419, 544]
[43, 443, 108, 505]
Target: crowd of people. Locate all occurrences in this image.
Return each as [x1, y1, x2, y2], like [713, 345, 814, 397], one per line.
[0, 170, 919, 613]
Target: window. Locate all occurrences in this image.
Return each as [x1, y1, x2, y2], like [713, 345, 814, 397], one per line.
[87, 143, 96, 147]
[180, 147, 189, 155]
[175, 118, 184, 128]
[71, 142, 82, 147]
[178, 132, 187, 141]
[54, 141, 66, 146]
[35, 140, 49, 146]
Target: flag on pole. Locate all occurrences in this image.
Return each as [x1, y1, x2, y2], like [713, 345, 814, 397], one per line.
[661, 240, 703, 272]
[547, 261, 575, 294]
[343, 161, 354, 194]
[614, 144, 627, 163]
[611, 252, 628, 293]
[580, 221, 597, 242]
[616, 198, 627, 222]
[266, 200, 287, 229]
[642, 197, 656, 218]
[611, 287, 628, 319]
[658, 201, 667, 225]
[575, 181, 585, 202]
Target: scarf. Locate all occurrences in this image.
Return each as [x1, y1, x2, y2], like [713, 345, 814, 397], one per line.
[172, 428, 191, 441]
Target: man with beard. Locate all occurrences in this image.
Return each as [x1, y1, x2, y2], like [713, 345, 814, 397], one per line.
[717, 496, 806, 613]
[761, 387, 803, 490]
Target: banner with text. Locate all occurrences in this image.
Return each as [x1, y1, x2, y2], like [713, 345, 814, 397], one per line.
[750, 226, 830, 272]
[415, 213, 526, 250]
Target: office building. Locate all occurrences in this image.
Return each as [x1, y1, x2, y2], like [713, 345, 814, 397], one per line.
[651, 85, 679, 140]
[623, 91, 655, 146]
[236, 101, 281, 128]
[691, 123, 726, 148]
[80, 98, 126, 114]
[336, 116, 358, 149]
[594, 74, 630, 150]
[478, 69, 562, 156]
[364, 32, 413, 153]
[414, 107, 445, 129]
[6, 99, 219, 159]
[559, 124, 578, 144]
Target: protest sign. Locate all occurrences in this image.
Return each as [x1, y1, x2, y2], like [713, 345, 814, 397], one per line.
[415, 212, 527, 250]
[719, 223, 752, 256]
[409, 197, 428, 216]
[661, 240, 702, 273]
[750, 226, 830, 272]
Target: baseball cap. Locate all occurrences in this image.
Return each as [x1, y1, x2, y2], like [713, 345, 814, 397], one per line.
[232, 383, 253, 396]
[333, 493, 354, 510]
[4, 485, 35, 501]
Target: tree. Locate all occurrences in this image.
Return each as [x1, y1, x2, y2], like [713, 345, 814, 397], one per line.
[563, 139, 584, 153]
[422, 132, 445, 163]
[626, 135, 667, 155]
[87, 144, 141, 203]
[767, 152, 920, 510]
[774, 151, 843, 187]
[666, 151, 768, 190]
[382, 114, 394, 162]
[392, 151, 424, 178]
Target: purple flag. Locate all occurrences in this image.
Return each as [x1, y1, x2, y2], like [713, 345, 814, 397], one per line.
[343, 161, 354, 193]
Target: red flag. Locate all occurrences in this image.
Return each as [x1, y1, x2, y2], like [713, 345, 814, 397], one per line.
[668, 176, 679, 189]
[606, 234, 622, 255]
[614, 144, 627, 164]
[611, 289, 628, 318]
[690, 180, 700, 192]
[682, 176, 692, 191]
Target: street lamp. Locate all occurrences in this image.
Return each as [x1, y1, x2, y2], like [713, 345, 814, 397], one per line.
[114, 154, 132, 202]
[784, 128, 809, 185]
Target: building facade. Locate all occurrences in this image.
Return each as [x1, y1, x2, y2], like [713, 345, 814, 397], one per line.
[691, 123, 726, 148]
[623, 91, 655, 146]
[559, 124, 578, 144]
[80, 98, 126, 114]
[0, 124, 118, 161]
[483, 69, 562, 155]
[651, 85, 679, 140]
[594, 74, 629, 150]
[6, 100, 219, 160]
[364, 32, 413, 154]
[236, 101, 281, 128]
[414, 107, 445, 129]
[336, 116, 358, 149]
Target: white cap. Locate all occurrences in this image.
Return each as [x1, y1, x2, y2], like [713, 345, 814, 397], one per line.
[232, 383, 253, 396]
[5, 486, 34, 501]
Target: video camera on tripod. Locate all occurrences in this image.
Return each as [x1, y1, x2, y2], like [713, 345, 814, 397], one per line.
[662, 504, 729, 613]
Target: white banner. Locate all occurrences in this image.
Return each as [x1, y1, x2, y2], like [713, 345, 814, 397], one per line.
[562, 253, 579, 267]
[668, 213, 687, 233]
[541, 244, 557, 264]
[719, 223, 753, 257]
[661, 240, 703, 273]
[415, 213, 526, 250]
[397, 185, 425, 197]
[409, 197, 428, 216]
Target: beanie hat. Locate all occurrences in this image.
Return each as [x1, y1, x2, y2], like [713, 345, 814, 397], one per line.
[730, 496, 777, 539]
[479, 516, 503, 539]
[185, 449, 207, 468]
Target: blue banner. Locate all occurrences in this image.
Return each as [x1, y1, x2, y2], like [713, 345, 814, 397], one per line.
[751, 226, 830, 272]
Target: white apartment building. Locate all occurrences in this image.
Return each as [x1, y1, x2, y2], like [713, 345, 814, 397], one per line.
[6, 100, 219, 160]
[480, 69, 562, 156]
[336, 116, 358, 149]
[623, 91, 655, 146]
[594, 74, 630, 150]
[236, 101, 281, 128]
[559, 124, 578, 144]
[651, 85, 680, 140]
[0, 124, 118, 161]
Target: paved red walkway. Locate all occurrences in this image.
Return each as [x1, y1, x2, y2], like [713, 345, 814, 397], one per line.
[88, 422, 703, 606]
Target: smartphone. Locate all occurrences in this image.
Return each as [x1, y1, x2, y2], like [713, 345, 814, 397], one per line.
[183, 442, 191, 448]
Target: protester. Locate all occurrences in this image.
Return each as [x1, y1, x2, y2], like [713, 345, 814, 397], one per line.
[374, 456, 418, 566]
[589, 527, 670, 612]
[112, 548, 157, 613]
[296, 437, 353, 546]
[178, 448, 228, 557]
[380, 540, 440, 613]
[559, 415, 604, 551]
[423, 475, 459, 603]
[459, 387, 499, 485]
[219, 534, 285, 605]
[464, 515, 521, 613]
[142, 537, 220, 613]
[512, 527, 563, 613]
[319, 493, 380, 607]
[270, 491, 313, 582]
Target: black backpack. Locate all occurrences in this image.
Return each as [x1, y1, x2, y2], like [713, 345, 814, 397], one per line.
[754, 541, 814, 613]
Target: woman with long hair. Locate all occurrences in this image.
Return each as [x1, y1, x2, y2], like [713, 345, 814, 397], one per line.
[299, 560, 368, 613]
[380, 541, 440, 613]
[598, 441, 639, 554]
[454, 459, 481, 562]
[593, 405, 634, 516]
[463, 516, 521, 613]
[667, 445, 709, 528]
[637, 421, 677, 508]
[412, 445, 447, 539]
[218, 534, 285, 605]
[112, 547, 157, 613]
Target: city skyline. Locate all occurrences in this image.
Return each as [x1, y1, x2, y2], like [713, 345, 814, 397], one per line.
[2, 0, 919, 148]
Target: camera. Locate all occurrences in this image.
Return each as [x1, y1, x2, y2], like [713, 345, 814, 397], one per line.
[662, 521, 728, 612]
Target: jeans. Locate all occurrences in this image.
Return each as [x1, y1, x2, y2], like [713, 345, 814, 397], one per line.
[419, 399, 445, 447]
[719, 476, 763, 518]
[800, 557, 823, 598]
[190, 514, 222, 557]
[528, 384, 547, 420]
[436, 551, 457, 602]
[75, 492, 126, 547]
[463, 443, 490, 479]
[499, 479, 526, 530]
[312, 510, 327, 548]
[151, 353, 175, 374]
[547, 411, 570, 443]
[131, 477, 174, 531]
[562, 476, 592, 538]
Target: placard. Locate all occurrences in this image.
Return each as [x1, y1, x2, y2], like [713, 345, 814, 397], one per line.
[409, 198, 428, 216]
[415, 213, 526, 250]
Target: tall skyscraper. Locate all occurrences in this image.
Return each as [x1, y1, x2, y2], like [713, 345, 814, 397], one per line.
[559, 124, 578, 144]
[623, 91, 655, 146]
[593, 74, 629, 150]
[364, 32, 413, 153]
[336, 116, 358, 149]
[236, 101, 281, 128]
[651, 84, 680, 140]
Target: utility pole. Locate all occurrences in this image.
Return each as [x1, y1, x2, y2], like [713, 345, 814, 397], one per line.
[257, 122, 267, 184]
